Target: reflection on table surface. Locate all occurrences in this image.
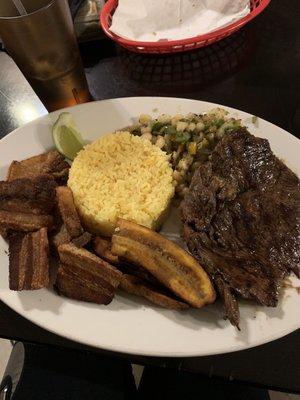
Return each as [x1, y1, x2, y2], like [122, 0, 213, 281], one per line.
[0, 52, 47, 137]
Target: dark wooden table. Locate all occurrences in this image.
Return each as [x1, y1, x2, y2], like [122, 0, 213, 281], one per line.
[0, 0, 299, 393]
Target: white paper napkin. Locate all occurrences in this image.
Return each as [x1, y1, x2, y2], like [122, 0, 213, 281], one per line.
[110, 0, 250, 42]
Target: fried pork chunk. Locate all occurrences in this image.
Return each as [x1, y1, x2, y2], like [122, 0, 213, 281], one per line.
[58, 243, 122, 288]
[0, 175, 57, 215]
[7, 150, 69, 184]
[9, 228, 50, 290]
[56, 243, 123, 304]
[0, 210, 53, 232]
[51, 186, 91, 251]
[51, 224, 91, 250]
[55, 263, 116, 305]
[55, 186, 83, 238]
[0, 175, 56, 234]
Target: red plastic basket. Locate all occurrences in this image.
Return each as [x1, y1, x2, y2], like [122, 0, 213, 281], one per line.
[100, 0, 271, 53]
[100, 0, 271, 54]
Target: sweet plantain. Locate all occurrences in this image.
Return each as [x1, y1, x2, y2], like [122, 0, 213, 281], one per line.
[111, 219, 216, 308]
[121, 274, 189, 310]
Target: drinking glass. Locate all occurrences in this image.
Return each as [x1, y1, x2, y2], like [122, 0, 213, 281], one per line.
[0, 0, 91, 111]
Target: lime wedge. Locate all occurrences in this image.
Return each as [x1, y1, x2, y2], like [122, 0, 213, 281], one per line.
[52, 112, 84, 160]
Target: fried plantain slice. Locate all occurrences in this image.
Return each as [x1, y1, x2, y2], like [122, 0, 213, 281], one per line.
[111, 219, 216, 308]
[93, 236, 119, 265]
[121, 274, 189, 310]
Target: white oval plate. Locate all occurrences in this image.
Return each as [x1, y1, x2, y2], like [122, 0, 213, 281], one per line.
[0, 97, 299, 357]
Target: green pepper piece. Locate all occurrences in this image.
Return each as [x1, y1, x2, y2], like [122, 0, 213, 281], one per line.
[161, 125, 177, 135]
[175, 131, 191, 143]
[215, 118, 225, 128]
[151, 121, 165, 133]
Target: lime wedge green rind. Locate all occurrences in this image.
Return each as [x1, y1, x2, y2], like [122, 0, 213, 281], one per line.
[52, 112, 84, 160]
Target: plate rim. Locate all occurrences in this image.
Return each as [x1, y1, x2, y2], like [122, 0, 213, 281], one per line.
[0, 96, 299, 357]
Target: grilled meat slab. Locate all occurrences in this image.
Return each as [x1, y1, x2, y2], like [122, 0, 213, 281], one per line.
[9, 228, 49, 290]
[181, 128, 300, 327]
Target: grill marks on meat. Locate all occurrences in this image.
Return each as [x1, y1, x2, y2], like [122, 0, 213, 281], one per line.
[7, 150, 69, 184]
[182, 128, 300, 327]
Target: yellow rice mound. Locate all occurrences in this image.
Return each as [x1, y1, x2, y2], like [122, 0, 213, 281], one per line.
[68, 131, 174, 236]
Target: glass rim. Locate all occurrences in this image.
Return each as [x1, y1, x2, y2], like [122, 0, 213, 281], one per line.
[0, 0, 58, 20]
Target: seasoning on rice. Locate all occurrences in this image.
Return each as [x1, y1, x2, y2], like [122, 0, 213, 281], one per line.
[68, 131, 174, 236]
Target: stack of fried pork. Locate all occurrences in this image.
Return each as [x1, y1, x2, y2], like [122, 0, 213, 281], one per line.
[0, 150, 122, 302]
[1, 150, 215, 311]
[1, 151, 69, 290]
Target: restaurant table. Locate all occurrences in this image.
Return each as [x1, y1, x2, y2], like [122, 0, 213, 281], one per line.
[0, 0, 299, 394]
